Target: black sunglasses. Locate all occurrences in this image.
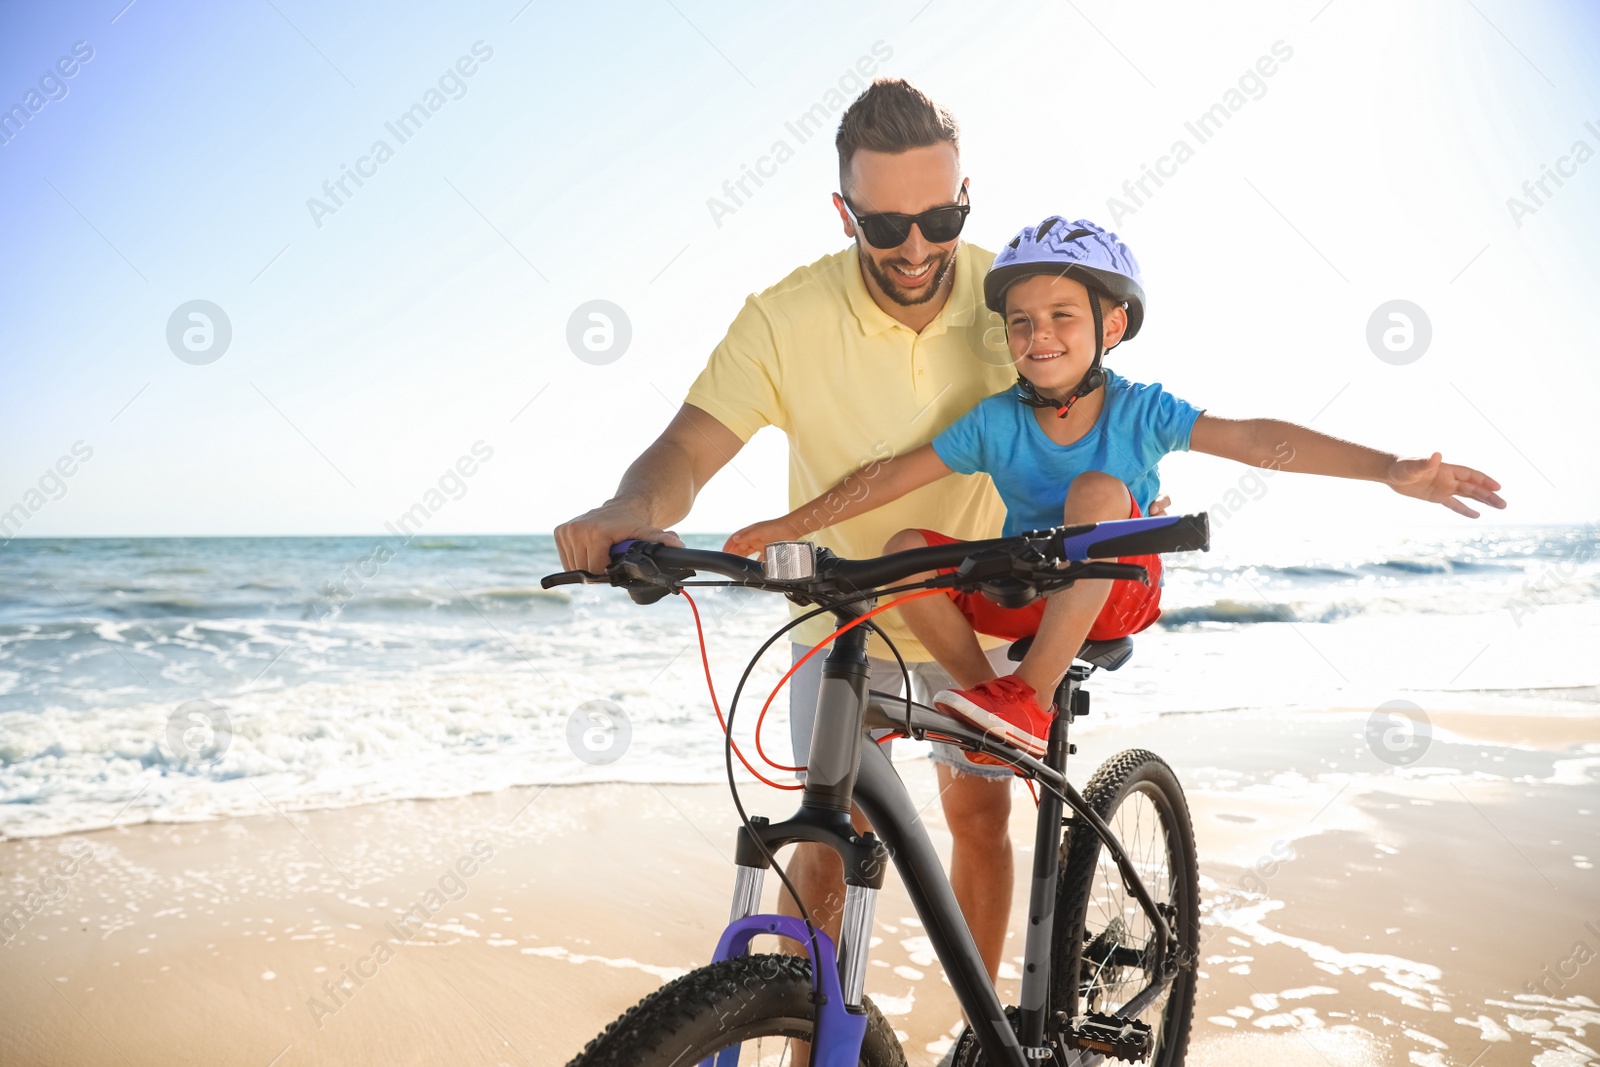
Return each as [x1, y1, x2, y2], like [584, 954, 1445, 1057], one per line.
[841, 183, 970, 249]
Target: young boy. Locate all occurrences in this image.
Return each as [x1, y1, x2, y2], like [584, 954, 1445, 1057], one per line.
[725, 217, 1505, 761]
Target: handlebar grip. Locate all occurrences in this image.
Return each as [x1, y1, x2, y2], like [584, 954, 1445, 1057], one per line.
[610, 539, 637, 557]
[1061, 513, 1210, 560]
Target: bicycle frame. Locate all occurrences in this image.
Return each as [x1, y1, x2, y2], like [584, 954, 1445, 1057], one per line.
[711, 609, 1179, 1067]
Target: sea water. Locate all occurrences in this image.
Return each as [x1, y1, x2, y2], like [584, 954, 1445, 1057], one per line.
[1, 525, 1595, 839]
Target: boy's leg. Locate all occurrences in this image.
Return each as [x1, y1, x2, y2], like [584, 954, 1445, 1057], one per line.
[1013, 471, 1136, 698]
[882, 528, 998, 689]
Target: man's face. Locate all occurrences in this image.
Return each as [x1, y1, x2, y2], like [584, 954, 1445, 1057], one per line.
[835, 143, 963, 307]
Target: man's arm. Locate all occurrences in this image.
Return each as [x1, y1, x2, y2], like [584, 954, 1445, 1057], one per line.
[554, 403, 745, 572]
[723, 443, 953, 558]
[1189, 414, 1506, 518]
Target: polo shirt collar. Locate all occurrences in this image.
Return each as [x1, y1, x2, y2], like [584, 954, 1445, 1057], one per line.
[843, 241, 981, 337]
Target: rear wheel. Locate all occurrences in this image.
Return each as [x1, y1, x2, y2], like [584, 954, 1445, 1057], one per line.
[564, 952, 906, 1067]
[1053, 749, 1199, 1065]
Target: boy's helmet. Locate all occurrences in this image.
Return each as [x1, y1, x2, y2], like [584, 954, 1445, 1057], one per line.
[984, 217, 1146, 340]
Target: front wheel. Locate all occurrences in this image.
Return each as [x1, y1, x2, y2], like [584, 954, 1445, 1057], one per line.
[1053, 749, 1199, 1066]
[564, 952, 906, 1067]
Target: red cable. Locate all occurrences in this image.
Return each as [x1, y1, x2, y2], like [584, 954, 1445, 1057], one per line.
[680, 590, 799, 791]
[679, 588, 942, 787]
[753, 590, 942, 771]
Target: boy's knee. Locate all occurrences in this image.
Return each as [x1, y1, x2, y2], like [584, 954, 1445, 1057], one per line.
[1063, 471, 1130, 518]
[883, 528, 929, 554]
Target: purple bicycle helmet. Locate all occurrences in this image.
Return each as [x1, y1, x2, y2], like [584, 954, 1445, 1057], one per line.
[985, 217, 1146, 418]
[984, 217, 1145, 337]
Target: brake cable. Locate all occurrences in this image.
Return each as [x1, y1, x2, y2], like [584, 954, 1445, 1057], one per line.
[680, 589, 799, 791]
[749, 589, 942, 773]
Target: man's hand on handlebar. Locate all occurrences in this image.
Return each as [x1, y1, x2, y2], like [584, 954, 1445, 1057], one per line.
[554, 502, 685, 574]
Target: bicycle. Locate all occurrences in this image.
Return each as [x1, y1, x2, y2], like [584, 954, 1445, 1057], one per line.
[544, 512, 1210, 1066]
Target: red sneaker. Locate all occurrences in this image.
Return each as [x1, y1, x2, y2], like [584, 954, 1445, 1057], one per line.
[933, 675, 1054, 758]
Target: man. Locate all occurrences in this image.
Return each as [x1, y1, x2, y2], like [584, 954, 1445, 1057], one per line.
[555, 79, 1021, 984]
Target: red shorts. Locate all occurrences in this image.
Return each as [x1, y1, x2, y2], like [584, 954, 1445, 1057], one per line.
[917, 492, 1163, 643]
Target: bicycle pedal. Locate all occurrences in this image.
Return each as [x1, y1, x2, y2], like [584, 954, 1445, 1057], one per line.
[1064, 1011, 1153, 1062]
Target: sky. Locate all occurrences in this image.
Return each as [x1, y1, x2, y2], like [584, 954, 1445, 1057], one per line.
[2, 0, 1598, 542]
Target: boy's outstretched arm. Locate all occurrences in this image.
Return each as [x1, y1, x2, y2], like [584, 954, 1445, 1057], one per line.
[723, 443, 954, 557]
[1189, 415, 1507, 518]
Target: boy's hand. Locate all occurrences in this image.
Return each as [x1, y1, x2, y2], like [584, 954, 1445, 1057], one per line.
[724, 518, 805, 559]
[1387, 453, 1506, 518]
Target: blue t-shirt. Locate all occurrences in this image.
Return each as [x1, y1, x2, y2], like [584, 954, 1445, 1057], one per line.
[931, 371, 1203, 537]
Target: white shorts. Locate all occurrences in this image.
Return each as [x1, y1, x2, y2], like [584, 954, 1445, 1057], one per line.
[786, 643, 1017, 782]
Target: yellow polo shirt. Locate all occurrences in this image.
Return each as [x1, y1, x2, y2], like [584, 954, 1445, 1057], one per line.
[685, 242, 1017, 661]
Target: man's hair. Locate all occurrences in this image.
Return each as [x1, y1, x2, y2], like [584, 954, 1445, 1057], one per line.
[835, 79, 960, 196]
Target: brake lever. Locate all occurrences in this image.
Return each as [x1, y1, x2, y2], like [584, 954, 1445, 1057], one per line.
[608, 541, 697, 605]
[1036, 561, 1151, 586]
[538, 565, 679, 605]
[539, 541, 698, 605]
[540, 569, 609, 589]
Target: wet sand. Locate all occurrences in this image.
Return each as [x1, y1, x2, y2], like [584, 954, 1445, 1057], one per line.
[2, 706, 1596, 1066]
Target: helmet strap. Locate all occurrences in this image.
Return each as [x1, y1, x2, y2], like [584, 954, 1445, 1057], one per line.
[1014, 287, 1107, 419]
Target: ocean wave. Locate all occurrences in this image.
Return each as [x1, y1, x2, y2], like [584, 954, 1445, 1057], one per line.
[329, 592, 448, 614]
[1354, 556, 1521, 577]
[104, 596, 274, 618]
[1363, 557, 1452, 576]
[314, 586, 573, 618]
[236, 579, 294, 592]
[474, 586, 571, 602]
[1184, 556, 1530, 585]
[1158, 599, 1359, 628]
[0, 587, 576, 625]
[1273, 565, 1359, 581]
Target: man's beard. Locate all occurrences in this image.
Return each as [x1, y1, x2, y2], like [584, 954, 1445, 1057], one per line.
[859, 245, 957, 307]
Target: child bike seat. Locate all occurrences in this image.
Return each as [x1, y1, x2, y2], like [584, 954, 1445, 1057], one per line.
[1007, 635, 1134, 672]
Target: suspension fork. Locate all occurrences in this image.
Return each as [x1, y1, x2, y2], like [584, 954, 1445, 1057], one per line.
[723, 614, 887, 1010]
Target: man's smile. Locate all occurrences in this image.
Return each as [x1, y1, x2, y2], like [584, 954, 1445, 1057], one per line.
[891, 261, 934, 283]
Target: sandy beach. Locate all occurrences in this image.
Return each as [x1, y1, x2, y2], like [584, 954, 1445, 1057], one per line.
[3, 704, 1597, 1067]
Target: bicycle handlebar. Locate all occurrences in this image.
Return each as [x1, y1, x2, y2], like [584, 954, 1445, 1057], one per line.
[542, 513, 1209, 603]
